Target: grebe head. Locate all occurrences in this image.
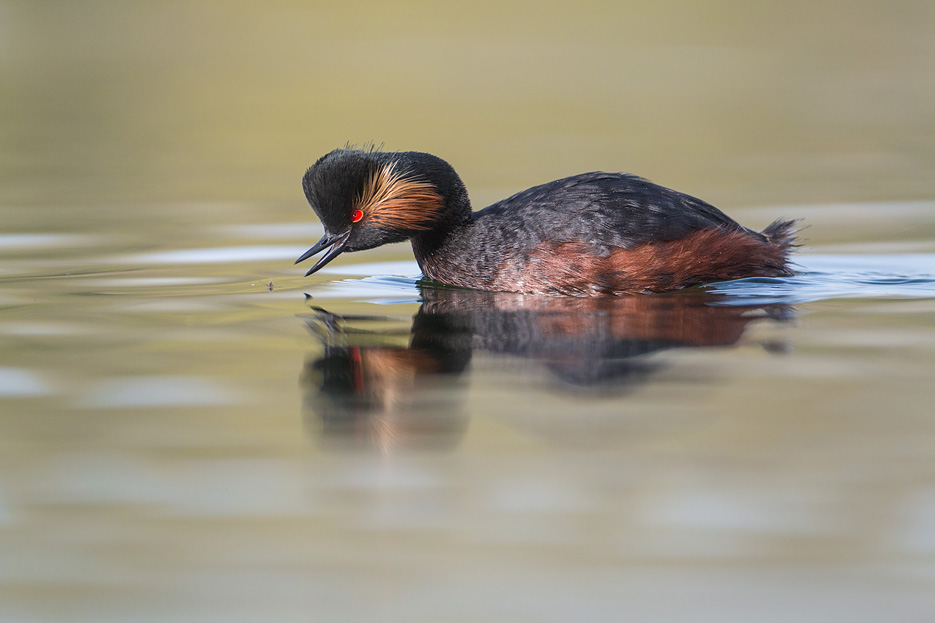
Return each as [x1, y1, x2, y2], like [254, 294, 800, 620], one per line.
[297, 148, 470, 275]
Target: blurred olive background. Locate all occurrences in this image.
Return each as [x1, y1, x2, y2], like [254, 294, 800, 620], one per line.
[2, 0, 933, 213]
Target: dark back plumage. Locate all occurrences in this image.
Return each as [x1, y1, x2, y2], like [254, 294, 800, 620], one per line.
[471, 172, 756, 256]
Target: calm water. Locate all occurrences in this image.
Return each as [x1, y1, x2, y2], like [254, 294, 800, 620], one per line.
[3, 1, 935, 622]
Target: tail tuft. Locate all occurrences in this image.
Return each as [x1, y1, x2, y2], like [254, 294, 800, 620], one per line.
[761, 218, 802, 252]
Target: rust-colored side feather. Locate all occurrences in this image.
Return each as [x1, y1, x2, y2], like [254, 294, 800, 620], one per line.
[482, 227, 792, 296]
[355, 163, 445, 231]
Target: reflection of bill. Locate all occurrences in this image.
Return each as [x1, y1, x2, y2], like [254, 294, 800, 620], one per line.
[301, 287, 793, 452]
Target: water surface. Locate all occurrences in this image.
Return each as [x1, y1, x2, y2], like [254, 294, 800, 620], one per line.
[3, 199, 935, 622]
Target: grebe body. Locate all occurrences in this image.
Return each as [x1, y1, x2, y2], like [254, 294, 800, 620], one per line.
[297, 149, 796, 296]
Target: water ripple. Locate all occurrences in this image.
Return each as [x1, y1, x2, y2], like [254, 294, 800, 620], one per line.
[707, 254, 935, 304]
[305, 254, 935, 305]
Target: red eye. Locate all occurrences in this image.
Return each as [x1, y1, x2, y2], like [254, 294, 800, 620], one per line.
[350, 209, 364, 223]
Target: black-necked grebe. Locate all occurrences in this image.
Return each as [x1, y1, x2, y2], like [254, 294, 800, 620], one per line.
[296, 148, 798, 296]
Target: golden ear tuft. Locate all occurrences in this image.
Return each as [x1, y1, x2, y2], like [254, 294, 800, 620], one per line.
[355, 163, 444, 231]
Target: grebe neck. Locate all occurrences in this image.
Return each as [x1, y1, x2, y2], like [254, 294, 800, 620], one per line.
[409, 163, 473, 272]
[410, 206, 474, 271]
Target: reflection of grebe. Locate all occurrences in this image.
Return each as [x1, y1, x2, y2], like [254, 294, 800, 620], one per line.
[297, 148, 798, 295]
[301, 288, 793, 451]
[301, 306, 471, 452]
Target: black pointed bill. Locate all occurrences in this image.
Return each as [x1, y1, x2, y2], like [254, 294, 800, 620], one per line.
[295, 230, 352, 276]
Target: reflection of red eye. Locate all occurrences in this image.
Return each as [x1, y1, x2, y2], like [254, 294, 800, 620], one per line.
[350, 209, 364, 223]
